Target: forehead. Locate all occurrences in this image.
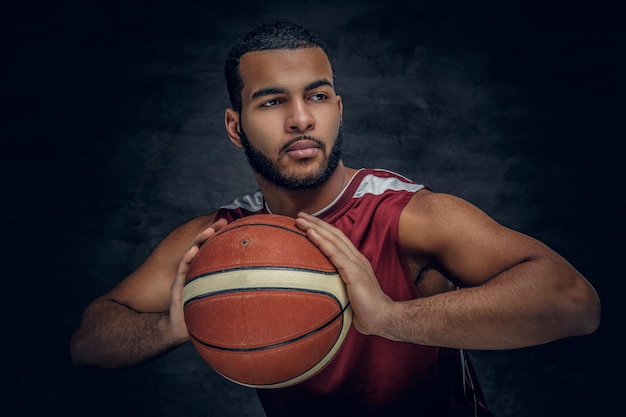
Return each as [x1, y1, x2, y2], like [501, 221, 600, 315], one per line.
[238, 48, 334, 97]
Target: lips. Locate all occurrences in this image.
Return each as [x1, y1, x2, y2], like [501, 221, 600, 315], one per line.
[285, 139, 321, 152]
[283, 138, 323, 159]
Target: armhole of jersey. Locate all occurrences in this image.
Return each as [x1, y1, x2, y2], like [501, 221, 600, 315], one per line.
[393, 189, 425, 299]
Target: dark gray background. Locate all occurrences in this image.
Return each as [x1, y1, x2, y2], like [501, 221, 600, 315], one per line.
[4, 0, 622, 415]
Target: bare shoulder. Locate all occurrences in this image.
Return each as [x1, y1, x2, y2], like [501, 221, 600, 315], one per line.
[399, 190, 499, 248]
[99, 213, 218, 312]
[402, 189, 490, 218]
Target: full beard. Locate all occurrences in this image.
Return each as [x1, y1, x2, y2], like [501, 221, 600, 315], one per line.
[239, 124, 344, 190]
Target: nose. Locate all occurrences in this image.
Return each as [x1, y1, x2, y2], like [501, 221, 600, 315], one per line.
[285, 99, 315, 133]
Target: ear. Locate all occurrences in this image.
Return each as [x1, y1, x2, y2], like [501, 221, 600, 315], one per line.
[336, 95, 343, 121]
[225, 108, 243, 148]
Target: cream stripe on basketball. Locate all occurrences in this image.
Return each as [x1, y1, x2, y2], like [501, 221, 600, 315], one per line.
[183, 268, 349, 306]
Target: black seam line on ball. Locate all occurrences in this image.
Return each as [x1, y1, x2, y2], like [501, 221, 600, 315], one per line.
[215, 222, 308, 239]
[184, 286, 342, 306]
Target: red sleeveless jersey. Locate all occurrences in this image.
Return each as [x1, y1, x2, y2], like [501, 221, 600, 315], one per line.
[215, 168, 492, 417]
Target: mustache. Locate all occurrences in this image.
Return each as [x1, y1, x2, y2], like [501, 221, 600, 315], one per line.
[279, 136, 326, 153]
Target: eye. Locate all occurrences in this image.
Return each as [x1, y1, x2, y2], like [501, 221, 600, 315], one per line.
[260, 98, 282, 108]
[309, 93, 328, 102]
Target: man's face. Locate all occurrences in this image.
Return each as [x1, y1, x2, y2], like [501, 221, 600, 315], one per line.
[230, 47, 344, 189]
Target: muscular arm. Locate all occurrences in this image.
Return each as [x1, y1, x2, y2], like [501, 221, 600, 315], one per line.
[296, 192, 600, 350]
[70, 298, 183, 368]
[70, 214, 219, 369]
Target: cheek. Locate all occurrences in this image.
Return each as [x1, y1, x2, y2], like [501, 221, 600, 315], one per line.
[243, 112, 282, 135]
[241, 117, 279, 153]
[323, 112, 342, 135]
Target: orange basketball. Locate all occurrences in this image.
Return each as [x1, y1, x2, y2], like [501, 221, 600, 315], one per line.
[183, 214, 352, 389]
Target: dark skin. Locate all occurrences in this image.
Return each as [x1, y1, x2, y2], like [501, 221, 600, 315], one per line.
[71, 47, 600, 369]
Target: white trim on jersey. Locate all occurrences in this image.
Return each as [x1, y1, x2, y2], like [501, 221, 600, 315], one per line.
[219, 190, 264, 212]
[219, 169, 425, 216]
[353, 172, 424, 198]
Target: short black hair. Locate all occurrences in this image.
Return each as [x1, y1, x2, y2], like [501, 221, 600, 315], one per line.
[224, 21, 335, 113]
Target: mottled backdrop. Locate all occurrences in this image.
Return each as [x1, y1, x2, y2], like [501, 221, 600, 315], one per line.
[4, 0, 622, 416]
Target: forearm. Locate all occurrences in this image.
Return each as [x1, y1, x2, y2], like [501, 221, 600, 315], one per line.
[70, 299, 188, 369]
[381, 286, 548, 349]
[379, 260, 600, 350]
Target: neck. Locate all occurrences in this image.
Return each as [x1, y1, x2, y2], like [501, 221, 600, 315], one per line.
[257, 163, 356, 217]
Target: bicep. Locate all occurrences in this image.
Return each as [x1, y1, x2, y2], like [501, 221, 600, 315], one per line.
[401, 192, 553, 287]
[102, 214, 217, 312]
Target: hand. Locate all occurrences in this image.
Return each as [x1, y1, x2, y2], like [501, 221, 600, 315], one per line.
[168, 217, 229, 343]
[295, 212, 394, 337]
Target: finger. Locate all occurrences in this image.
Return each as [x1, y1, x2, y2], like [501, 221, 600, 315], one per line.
[211, 217, 229, 231]
[170, 247, 196, 341]
[174, 245, 200, 286]
[191, 217, 229, 248]
[296, 212, 351, 247]
[177, 218, 229, 288]
[296, 212, 361, 258]
[297, 220, 367, 282]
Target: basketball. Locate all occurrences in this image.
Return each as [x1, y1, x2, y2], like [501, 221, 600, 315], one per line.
[182, 214, 352, 389]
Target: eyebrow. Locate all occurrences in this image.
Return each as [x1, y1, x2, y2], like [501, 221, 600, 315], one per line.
[250, 79, 334, 101]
